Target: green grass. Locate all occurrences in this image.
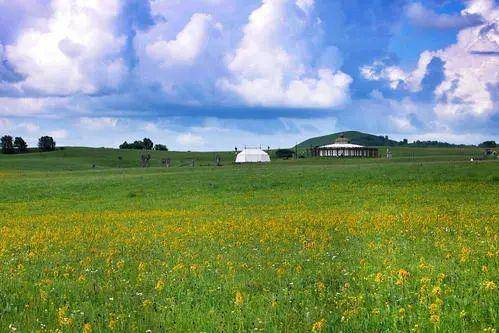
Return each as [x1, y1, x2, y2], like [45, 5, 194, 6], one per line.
[0, 147, 497, 332]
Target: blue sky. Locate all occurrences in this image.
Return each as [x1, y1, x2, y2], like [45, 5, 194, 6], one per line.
[0, 0, 497, 150]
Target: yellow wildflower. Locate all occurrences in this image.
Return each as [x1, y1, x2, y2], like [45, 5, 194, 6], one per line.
[83, 323, 92, 333]
[312, 318, 326, 331]
[430, 314, 440, 325]
[155, 279, 165, 291]
[429, 303, 440, 314]
[108, 319, 117, 330]
[483, 281, 496, 290]
[398, 269, 410, 279]
[57, 306, 73, 326]
[235, 291, 244, 306]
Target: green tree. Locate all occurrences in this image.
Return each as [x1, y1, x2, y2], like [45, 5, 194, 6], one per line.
[1, 135, 14, 154]
[143, 138, 153, 150]
[38, 136, 56, 152]
[479, 141, 496, 148]
[14, 137, 28, 153]
[119, 141, 131, 149]
[154, 144, 168, 151]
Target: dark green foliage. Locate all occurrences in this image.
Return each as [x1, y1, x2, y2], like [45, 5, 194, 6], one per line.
[120, 139, 154, 150]
[479, 140, 496, 148]
[143, 138, 153, 150]
[38, 136, 56, 152]
[275, 149, 294, 159]
[120, 140, 144, 150]
[407, 140, 467, 147]
[154, 144, 168, 151]
[14, 137, 28, 153]
[1, 135, 14, 154]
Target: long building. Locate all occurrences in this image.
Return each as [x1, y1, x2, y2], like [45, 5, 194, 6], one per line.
[309, 135, 379, 158]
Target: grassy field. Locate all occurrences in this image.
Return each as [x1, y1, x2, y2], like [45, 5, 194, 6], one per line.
[0, 147, 497, 332]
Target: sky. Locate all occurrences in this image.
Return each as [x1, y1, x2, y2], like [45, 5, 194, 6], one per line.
[0, 0, 498, 150]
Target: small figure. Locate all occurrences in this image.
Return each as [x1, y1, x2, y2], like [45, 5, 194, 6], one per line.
[386, 148, 392, 160]
[140, 153, 151, 167]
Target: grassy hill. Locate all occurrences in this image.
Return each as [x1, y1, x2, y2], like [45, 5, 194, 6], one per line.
[297, 131, 399, 147]
[0, 145, 486, 172]
[0, 147, 237, 171]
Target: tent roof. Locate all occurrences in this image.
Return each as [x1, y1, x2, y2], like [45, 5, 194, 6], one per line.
[238, 148, 269, 154]
[319, 143, 364, 148]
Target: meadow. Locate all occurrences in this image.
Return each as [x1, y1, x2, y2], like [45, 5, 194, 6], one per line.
[0, 147, 497, 332]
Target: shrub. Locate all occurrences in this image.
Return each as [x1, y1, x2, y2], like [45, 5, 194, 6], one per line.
[275, 149, 294, 159]
[154, 144, 168, 151]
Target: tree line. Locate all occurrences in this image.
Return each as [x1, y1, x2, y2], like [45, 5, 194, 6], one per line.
[1, 135, 56, 154]
[119, 138, 168, 151]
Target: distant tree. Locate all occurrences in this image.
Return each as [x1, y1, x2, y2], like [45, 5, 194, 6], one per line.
[38, 136, 56, 151]
[132, 140, 145, 149]
[479, 140, 496, 148]
[143, 138, 153, 150]
[119, 141, 130, 149]
[1, 135, 14, 154]
[275, 149, 294, 159]
[154, 144, 168, 151]
[14, 137, 28, 153]
[400, 138, 408, 145]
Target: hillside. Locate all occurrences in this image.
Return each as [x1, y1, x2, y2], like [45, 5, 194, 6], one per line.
[0, 147, 237, 171]
[297, 131, 399, 147]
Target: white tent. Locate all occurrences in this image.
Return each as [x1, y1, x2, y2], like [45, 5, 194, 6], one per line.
[235, 148, 271, 163]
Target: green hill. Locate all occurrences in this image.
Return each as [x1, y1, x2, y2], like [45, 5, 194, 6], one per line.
[297, 131, 399, 147]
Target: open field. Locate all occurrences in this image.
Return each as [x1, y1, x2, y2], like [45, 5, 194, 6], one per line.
[0, 148, 497, 332]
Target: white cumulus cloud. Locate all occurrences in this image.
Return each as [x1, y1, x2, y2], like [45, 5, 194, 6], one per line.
[361, 0, 499, 120]
[219, 0, 352, 109]
[4, 0, 126, 96]
[146, 13, 218, 67]
[406, 2, 483, 29]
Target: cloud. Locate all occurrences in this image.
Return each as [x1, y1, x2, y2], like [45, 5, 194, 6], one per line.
[219, 0, 352, 108]
[0, 97, 67, 116]
[388, 115, 416, 132]
[79, 117, 118, 129]
[406, 2, 483, 30]
[361, 0, 499, 121]
[4, 0, 127, 96]
[0, 118, 12, 130]
[18, 122, 40, 133]
[146, 13, 219, 67]
[48, 129, 68, 140]
[360, 51, 436, 92]
[134, 4, 227, 103]
[177, 132, 205, 147]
